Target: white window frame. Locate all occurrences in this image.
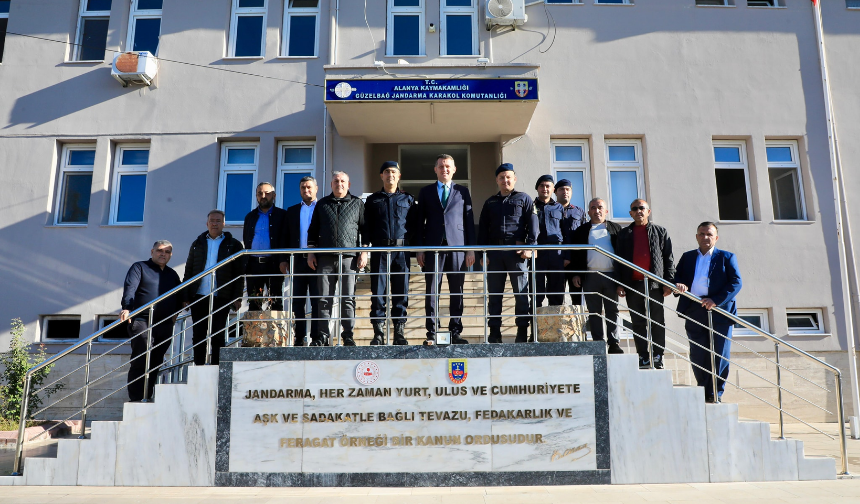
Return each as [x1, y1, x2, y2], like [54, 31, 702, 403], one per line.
[126, 0, 162, 55]
[41, 315, 82, 342]
[97, 314, 129, 342]
[786, 309, 826, 336]
[387, 0, 425, 57]
[595, 0, 633, 5]
[605, 139, 644, 221]
[440, 0, 478, 57]
[276, 141, 316, 208]
[551, 139, 591, 210]
[281, 0, 320, 58]
[849, 0, 860, 10]
[546, 1, 584, 4]
[747, 0, 784, 7]
[109, 144, 149, 226]
[218, 142, 260, 225]
[766, 139, 806, 221]
[696, 0, 734, 6]
[55, 144, 96, 226]
[733, 308, 770, 337]
[713, 140, 753, 222]
[73, 0, 112, 61]
[228, 0, 268, 58]
[396, 144, 471, 194]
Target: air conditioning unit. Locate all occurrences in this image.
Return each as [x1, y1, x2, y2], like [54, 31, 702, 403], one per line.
[486, 0, 527, 30]
[111, 51, 158, 87]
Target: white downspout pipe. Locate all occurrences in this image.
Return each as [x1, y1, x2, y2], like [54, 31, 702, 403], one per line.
[812, 0, 860, 437]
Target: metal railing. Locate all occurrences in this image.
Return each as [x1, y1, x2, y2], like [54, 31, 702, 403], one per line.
[10, 245, 849, 477]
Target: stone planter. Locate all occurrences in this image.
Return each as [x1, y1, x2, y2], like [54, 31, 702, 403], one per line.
[536, 305, 588, 342]
[241, 311, 289, 347]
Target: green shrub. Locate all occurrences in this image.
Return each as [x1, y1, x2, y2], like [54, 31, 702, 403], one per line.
[0, 318, 64, 423]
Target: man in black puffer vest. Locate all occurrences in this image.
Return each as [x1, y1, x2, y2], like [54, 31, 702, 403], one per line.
[307, 171, 368, 346]
[182, 209, 246, 365]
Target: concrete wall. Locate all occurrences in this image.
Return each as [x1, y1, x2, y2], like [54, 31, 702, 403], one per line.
[0, 1, 858, 380]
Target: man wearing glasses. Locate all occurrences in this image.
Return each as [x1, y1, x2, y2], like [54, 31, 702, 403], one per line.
[615, 199, 675, 369]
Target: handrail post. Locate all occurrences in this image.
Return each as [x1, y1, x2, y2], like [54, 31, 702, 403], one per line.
[179, 316, 188, 381]
[336, 253, 342, 347]
[142, 308, 154, 402]
[434, 252, 440, 335]
[288, 253, 295, 345]
[168, 318, 178, 384]
[708, 310, 718, 401]
[775, 342, 785, 439]
[11, 373, 33, 475]
[205, 272, 214, 365]
[835, 371, 849, 475]
[78, 339, 93, 438]
[530, 252, 538, 343]
[386, 250, 392, 346]
[482, 251, 488, 344]
[644, 277, 653, 369]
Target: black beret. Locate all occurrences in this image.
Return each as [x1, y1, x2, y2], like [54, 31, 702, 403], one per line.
[535, 174, 554, 190]
[555, 179, 572, 190]
[495, 163, 514, 176]
[380, 161, 400, 173]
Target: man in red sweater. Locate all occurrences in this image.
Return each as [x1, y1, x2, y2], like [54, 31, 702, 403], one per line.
[615, 199, 675, 369]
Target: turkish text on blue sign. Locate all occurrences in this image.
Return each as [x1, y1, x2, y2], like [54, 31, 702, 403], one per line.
[326, 79, 539, 102]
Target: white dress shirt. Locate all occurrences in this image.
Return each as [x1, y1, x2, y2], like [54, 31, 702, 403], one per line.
[196, 233, 224, 296]
[587, 223, 615, 272]
[691, 247, 714, 297]
[299, 200, 317, 249]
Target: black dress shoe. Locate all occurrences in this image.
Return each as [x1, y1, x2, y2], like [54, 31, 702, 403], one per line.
[488, 328, 502, 344]
[607, 342, 624, 354]
[451, 336, 469, 344]
[309, 338, 324, 347]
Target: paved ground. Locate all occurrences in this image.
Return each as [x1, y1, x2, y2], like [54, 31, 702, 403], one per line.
[2, 480, 860, 504]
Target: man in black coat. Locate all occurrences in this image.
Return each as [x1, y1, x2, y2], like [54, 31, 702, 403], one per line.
[570, 198, 624, 354]
[182, 209, 246, 366]
[120, 241, 181, 401]
[307, 171, 368, 346]
[364, 161, 415, 345]
[282, 176, 319, 347]
[243, 182, 289, 311]
[412, 154, 476, 345]
[615, 199, 675, 369]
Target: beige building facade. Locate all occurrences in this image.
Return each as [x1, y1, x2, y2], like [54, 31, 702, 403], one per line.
[0, 0, 859, 419]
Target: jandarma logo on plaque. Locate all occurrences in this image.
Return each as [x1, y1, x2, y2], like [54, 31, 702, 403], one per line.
[448, 359, 467, 384]
[355, 361, 380, 386]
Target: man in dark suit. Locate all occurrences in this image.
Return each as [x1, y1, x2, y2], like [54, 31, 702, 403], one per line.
[281, 176, 318, 347]
[413, 154, 476, 345]
[243, 182, 289, 311]
[674, 222, 742, 403]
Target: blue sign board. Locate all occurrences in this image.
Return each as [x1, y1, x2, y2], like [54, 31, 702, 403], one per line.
[325, 78, 539, 102]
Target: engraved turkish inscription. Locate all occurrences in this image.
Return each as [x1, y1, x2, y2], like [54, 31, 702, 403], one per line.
[227, 356, 596, 474]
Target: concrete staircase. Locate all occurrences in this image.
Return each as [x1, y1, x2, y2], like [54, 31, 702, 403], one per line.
[0, 356, 836, 487]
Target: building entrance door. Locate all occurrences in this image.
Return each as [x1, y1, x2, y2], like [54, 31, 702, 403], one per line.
[397, 145, 470, 198]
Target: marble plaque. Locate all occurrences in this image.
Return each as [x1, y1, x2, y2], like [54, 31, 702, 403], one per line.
[219, 345, 605, 485]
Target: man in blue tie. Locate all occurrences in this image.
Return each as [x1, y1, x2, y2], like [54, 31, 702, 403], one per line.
[413, 154, 476, 345]
[674, 222, 742, 403]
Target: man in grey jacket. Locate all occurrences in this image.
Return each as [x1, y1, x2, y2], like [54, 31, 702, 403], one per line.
[306, 171, 368, 346]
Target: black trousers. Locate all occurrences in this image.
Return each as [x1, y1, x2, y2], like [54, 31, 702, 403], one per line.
[127, 317, 173, 402]
[190, 294, 233, 366]
[370, 251, 410, 323]
[565, 263, 583, 306]
[487, 250, 531, 328]
[290, 260, 319, 344]
[246, 258, 283, 311]
[423, 251, 465, 335]
[625, 280, 666, 359]
[535, 248, 565, 307]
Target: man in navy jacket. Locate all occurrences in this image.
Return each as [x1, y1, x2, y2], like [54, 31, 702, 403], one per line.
[413, 154, 476, 345]
[243, 182, 289, 311]
[674, 222, 742, 403]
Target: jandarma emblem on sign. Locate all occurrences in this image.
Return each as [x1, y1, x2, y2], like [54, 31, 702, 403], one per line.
[355, 361, 380, 386]
[448, 359, 468, 384]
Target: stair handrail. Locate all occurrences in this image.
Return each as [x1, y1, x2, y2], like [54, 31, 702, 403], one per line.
[11, 244, 848, 476]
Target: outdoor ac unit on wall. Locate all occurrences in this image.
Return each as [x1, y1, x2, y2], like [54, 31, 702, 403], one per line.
[111, 51, 158, 87]
[486, 0, 527, 30]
